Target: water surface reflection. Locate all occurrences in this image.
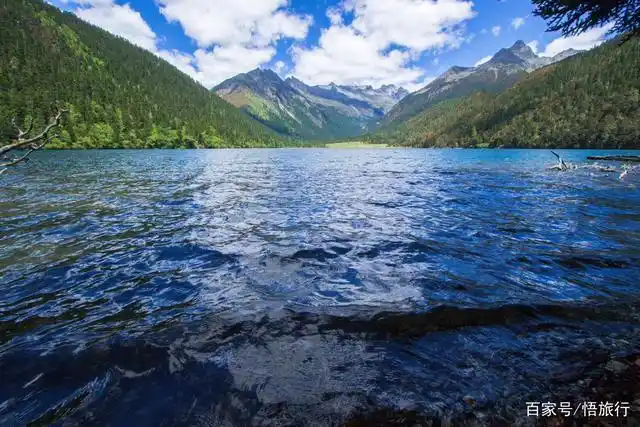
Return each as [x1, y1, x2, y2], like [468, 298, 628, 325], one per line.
[1, 149, 639, 425]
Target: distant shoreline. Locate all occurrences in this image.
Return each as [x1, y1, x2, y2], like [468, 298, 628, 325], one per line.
[324, 141, 390, 148]
[37, 146, 640, 151]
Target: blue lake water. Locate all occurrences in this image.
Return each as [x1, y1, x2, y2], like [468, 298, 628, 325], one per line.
[1, 149, 639, 425]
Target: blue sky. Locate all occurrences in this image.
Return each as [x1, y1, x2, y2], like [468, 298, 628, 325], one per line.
[49, 0, 612, 91]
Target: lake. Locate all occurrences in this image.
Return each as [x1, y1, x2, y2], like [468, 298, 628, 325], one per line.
[1, 149, 639, 426]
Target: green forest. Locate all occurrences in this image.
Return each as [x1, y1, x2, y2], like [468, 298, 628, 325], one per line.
[365, 37, 640, 148]
[0, 0, 293, 149]
[1, 0, 639, 149]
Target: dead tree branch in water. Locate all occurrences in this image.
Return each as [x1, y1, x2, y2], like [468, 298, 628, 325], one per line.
[1, 109, 66, 174]
[587, 155, 640, 163]
[549, 150, 570, 171]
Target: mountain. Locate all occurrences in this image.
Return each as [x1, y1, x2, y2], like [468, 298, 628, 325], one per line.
[314, 83, 409, 113]
[381, 40, 579, 127]
[214, 71, 408, 140]
[0, 0, 288, 148]
[364, 37, 640, 149]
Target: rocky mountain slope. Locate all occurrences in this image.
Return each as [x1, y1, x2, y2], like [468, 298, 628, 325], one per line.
[214, 70, 408, 140]
[381, 41, 579, 127]
[365, 38, 640, 149]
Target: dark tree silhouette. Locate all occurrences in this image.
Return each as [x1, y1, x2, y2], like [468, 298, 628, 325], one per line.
[532, 0, 640, 38]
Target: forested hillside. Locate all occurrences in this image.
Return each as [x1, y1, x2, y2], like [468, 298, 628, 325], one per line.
[366, 38, 640, 148]
[378, 40, 576, 129]
[0, 0, 288, 148]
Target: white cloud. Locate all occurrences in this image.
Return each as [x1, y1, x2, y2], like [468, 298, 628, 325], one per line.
[474, 55, 492, 67]
[292, 25, 427, 88]
[273, 60, 287, 75]
[156, 0, 311, 48]
[292, 0, 475, 90]
[405, 76, 436, 93]
[511, 17, 525, 30]
[539, 24, 613, 57]
[526, 40, 539, 54]
[67, 0, 310, 88]
[158, 45, 276, 87]
[154, 0, 311, 87]
[326, 7, 343, 26]
[193, 46, 276, 87]
[345, 0, 476, 51]
[157, 49, 198, 76]
[64, 0, 491, 91]
[491, 25, 501, 37]
[74, 1, 156, 50]
[61, 0, 115, 5]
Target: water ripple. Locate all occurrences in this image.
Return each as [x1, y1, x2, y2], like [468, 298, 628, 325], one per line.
[1, 149, 639, 425]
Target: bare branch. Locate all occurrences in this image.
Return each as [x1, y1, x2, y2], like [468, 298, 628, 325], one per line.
[550, 150, 569, 171]
[12, 115, 35, 139]
[0, 148, 37, 168]
[0, 133, 58, 169]
[0, 109, 66, 165]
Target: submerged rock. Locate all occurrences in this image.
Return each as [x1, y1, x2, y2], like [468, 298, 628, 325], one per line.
[605, 360, 628, 374]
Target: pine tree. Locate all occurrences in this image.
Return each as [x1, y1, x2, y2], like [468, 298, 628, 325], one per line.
[0, 0, 293, 149]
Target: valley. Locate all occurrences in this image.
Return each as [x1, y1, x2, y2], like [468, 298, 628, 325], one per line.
[214, 70, 407, 140]
[1, 0, 638, 150]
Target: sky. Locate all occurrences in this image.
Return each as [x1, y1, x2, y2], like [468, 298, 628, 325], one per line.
[49, 0, 614, 91]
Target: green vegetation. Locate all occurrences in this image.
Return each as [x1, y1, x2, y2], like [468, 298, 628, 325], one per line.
[214, 70, 404, 141]
[365, 38, 640, 148]
[246, 98, 368, 141]
[380, 69, 525, 129]
[2, 0, 638, 151]
[0, 0, 294, 148]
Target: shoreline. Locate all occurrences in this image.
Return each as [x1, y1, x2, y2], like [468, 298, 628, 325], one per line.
[35, 147, 640, 151]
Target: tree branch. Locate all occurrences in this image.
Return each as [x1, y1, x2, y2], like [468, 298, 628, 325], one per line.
[550, 150, 569, 170]
[0, 134, 57, 168]
[0, 109, 66, 171]
[11, 116, 34, 139]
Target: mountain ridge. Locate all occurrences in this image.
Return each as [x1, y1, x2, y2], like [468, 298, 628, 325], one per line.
[364, 37, 640, 149]
[382, 40, 580, 127]
[2, 0, 626, 150]
[214, 70, 408, 140]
